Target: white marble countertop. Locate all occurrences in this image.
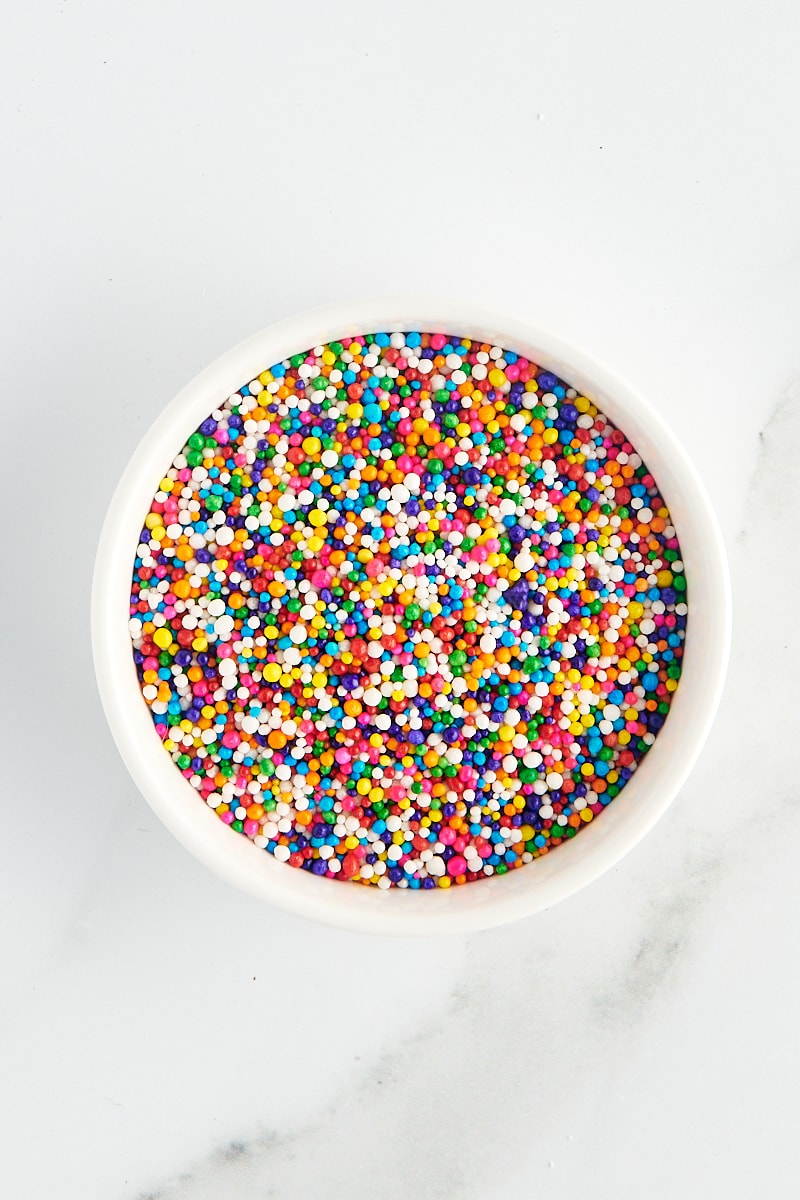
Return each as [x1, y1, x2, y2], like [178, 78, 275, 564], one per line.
[3, 2, 799, 1197]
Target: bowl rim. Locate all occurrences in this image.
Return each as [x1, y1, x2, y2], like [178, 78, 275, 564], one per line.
[92, 299, 731, 935]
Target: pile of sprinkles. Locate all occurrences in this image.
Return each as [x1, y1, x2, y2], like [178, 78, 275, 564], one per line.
[129, 331, 687, 889]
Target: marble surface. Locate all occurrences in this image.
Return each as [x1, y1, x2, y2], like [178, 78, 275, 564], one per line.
[2, 2, 800, 1197]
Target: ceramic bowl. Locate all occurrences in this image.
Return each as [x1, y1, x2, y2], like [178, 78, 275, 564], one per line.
[92, 302, 731, 934]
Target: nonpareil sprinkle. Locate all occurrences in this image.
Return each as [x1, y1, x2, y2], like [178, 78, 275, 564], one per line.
[129, 332, 687, 888]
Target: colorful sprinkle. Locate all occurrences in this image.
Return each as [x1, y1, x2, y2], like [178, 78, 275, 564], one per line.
[129, 332, 687, 888]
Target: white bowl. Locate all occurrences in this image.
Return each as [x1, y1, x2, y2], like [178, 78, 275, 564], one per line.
[92, 301, 731, 935]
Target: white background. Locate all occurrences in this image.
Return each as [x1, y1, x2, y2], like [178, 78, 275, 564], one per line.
[2, 2, 799, 1197]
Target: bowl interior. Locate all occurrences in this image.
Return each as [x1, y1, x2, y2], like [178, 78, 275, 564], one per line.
[92, 304, 731, 934]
